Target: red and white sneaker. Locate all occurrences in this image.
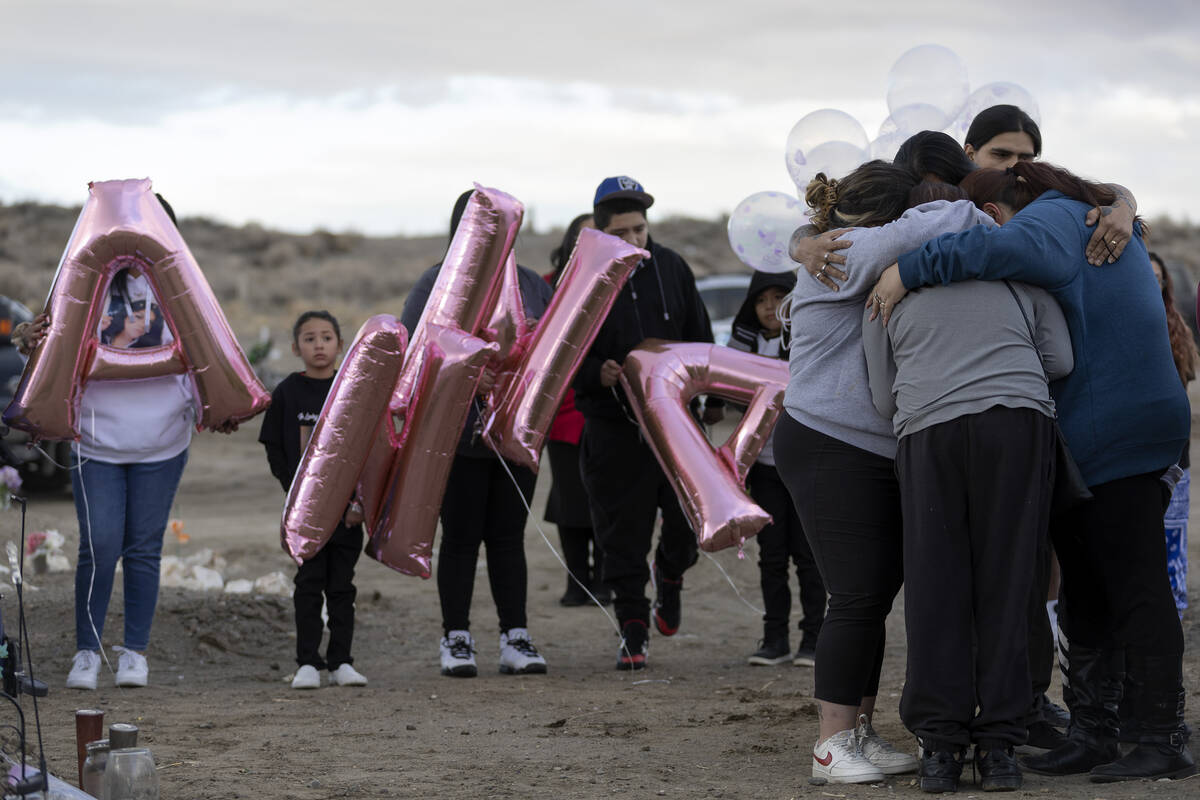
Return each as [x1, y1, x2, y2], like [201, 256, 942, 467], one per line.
[812, 729, 885, 785]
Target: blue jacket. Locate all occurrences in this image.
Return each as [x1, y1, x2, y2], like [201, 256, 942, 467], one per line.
[898, 190, 1188, 487]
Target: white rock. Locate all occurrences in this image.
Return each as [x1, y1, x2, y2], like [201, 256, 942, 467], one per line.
[252, 572, 292, 596]
[224, 579, 254, 595]
[191, 565, 225, 591]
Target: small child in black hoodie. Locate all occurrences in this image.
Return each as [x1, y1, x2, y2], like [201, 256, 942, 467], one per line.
[259, 310, 367, 690]
[728, 270, 826, 666]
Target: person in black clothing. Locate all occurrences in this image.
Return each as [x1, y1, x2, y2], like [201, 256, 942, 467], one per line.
[573, 175, 722, 670]
[727, 270, 825, 668]
[401, 189, 554, 679]
[259, 310, 368, 690]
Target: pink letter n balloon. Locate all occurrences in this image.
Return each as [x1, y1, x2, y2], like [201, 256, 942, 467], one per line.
[2, 179, 269, 440]
[620, 342, 790, 552]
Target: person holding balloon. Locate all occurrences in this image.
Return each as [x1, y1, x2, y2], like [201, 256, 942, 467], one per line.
[259, 310, 369, 690]
[573, 175, 720, 671]
[16, 196, 201, 691]
[402, 190, 553, 679]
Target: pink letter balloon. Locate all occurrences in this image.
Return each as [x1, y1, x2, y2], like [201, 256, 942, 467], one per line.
[282, 315, 408, 564]
[393, 184, 522, 417]
[2, 179, 269, 441]
[366, 325, 498, 576]
[619, 341, 790, 552]
[483, 228, 647, 470]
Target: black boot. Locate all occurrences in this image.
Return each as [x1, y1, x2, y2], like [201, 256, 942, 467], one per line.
[1021, 645, 1122, 775]
[558, 527, 592, 606]
[1090, 653, 1196, 782]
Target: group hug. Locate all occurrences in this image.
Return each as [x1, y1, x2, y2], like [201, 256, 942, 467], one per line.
[6, 103, 1194, 793]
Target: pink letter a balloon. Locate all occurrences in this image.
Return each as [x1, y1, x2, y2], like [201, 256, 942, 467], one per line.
[2, 179, 269, 440]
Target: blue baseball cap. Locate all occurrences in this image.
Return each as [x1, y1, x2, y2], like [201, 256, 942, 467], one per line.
[593, 176, 654, 209]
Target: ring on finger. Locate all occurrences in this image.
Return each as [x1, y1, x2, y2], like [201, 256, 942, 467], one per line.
[818, 263, 828, 277]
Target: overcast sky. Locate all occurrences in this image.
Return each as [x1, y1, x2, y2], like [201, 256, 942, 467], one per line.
[2, 0, 1197, 236]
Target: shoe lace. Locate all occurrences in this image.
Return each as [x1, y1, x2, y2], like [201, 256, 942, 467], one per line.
[507, 637, 539, 657]
[854, 714, 870, 757]
[447, 636, 474, 660]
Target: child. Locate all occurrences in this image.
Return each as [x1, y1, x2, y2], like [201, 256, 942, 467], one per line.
[259, 310, 368, 690]
[728, 271, 826, 667]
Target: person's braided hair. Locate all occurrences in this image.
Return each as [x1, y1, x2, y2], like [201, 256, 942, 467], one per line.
[804, 173, 840, 233]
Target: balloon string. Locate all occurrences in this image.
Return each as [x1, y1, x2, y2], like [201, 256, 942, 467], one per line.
[480, 418, 623, 640]
[699, 549, 765, 616]
[73, 415, 118, 685]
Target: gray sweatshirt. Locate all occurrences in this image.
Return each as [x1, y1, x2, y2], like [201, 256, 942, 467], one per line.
[783, 200, 995, 459]
[862, 280, 1073, 439]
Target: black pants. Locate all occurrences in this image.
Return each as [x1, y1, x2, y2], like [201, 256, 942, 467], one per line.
[1026, 527, 1055, 725]
[1052, 471, 1183, 656]
[897, 407, 1055, 747]
[580, 417, 698, 625]
[438, 455, 537, 634]
[773, 413, 902, 706]
[748, 462, 825, 644]
[295, 521, 363, 669]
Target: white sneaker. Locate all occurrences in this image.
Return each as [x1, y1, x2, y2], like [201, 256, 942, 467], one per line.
[857, 715, 919, 774]
[66, 650, 101, 690]
[812, 729, 885, 785]
[439, 630, 477, 677]
[113, 647, 148, 688]
[329, 663, 367, 687]
[291, 664, 321, 690]
[499, 628, 547, 675]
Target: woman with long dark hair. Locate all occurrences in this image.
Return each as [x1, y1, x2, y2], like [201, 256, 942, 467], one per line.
[870, 161, 1195, 783]
[776, 160, 995, 784]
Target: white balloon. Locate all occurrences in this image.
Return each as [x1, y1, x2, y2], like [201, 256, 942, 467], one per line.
[946, 82, 1041, 142]
[727, 191, 809, 274]
[784, 109, 870, 190]
[887, 44, 969, 130]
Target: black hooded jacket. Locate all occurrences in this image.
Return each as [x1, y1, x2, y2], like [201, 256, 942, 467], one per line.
[727, 270, 795, 357]
[573, 237, 715, 421]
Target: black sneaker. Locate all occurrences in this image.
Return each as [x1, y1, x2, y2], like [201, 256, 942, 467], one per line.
[918, 746, 964, 793]
[651, 560, 682, 636]
[975, 741, 1023, 791]
[559, 579, 591, 607]
[1017, 720, 1069, 754]
[794, 634, 817, 667]
[1041, 695, 1070, 729]
[616, 620, 649, 671]
[747, 639, 790, 666]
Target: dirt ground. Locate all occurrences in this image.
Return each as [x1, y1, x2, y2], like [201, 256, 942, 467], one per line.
[2, 417, 1199, 800]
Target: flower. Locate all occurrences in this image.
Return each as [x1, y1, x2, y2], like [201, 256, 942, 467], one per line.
[0, 467, 19, 492]
[170, 519, 189, 544]
[25, 531, 47, 556]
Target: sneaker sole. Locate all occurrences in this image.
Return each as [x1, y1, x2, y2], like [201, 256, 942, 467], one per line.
[793, 655, 816, 667]
[919, 776, 959, 792]
[813, 767, 885, 785]
[874, 760, 920, 775]
[616, 657, 646, 671]
[499, 663, 548, 675]
[440, 665, 478, 678]
[66, 680, 98, 690]
[115, 678, 148, 688]
[980, 776, 1023, 791]
[652, 610, 679, 637]
[747, 655, 791, 666]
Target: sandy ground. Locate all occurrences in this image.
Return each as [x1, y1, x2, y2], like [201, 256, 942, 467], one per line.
[2, 419, 1198, 800]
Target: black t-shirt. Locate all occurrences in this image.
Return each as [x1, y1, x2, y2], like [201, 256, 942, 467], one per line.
[258, 372, 335, 492]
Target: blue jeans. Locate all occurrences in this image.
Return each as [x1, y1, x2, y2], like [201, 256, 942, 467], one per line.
[71, 450, 188, 651]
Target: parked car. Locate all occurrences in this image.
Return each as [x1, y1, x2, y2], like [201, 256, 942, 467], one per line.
[0, 297, 72, 492]
[696, 273, 752, 346]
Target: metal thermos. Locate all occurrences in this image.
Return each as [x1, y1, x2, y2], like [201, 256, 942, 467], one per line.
[74, 709, 104, 787]
[108, 723, 138, 750]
